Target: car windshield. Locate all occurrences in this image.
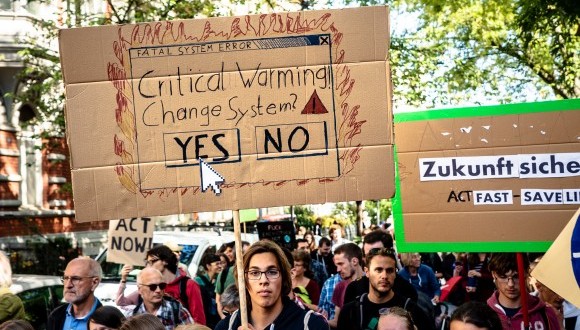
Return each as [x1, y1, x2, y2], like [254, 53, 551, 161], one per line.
[179, 244, 198, 266]
[96, 252, 143, 282]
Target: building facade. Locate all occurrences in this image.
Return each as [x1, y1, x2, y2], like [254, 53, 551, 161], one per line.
[0, 0, 109, 260]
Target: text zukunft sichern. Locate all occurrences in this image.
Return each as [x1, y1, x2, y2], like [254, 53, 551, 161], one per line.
[419, 153, 580, 181]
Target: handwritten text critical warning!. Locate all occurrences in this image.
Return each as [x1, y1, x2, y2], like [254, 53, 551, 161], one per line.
[128, 34, 341, 190]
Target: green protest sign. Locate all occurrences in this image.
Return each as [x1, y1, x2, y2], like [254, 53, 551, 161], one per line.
[393, 99, 580, 252]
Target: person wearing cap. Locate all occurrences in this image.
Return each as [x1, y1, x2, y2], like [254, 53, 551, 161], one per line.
[165, 242, 190, 277]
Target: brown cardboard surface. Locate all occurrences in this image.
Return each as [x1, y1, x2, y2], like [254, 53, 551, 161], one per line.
[107, 218, 154, 265]
[59, 7, 394, 222]
[395, 109, 580, 244]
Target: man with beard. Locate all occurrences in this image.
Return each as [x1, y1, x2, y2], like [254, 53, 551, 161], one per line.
[48, 258, 102, 330]
[325, 243, 364, 328]
[337, 248, 434, 330]
[343, 230, 417, 305]
[311, 237, 337, 279]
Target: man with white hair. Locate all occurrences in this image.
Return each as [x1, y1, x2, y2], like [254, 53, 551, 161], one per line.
[127, 267, 193, 329]
[47, 257, 102, 330]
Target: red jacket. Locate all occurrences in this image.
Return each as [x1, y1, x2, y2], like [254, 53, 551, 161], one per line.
[165, 273, 206, 325]
[487, 291, 561, 330]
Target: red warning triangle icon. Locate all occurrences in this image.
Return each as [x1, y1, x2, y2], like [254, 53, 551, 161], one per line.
[301, 90, 328, 115]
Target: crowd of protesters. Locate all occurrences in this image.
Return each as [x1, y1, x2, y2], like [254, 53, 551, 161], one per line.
[1, 222, 578, 330]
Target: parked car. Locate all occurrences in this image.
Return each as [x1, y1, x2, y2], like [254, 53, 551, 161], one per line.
[94, 230, 258, 304]
[10, 274, 64, 330]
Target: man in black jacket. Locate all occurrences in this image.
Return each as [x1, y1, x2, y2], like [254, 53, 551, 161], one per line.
[337, 248, 434, 330]
[343, 230, 418, 305]
[47, 258, 102, 330]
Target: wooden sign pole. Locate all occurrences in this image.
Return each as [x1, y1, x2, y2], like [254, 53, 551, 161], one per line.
[233, 210, 249, 330]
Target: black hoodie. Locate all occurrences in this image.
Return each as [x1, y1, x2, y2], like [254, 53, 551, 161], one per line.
[215, 296, 329, 330]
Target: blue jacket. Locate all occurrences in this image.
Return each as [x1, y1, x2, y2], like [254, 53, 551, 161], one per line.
[398, 264, 441, 299]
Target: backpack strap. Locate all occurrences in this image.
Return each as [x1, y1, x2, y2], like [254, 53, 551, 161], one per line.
[355, 293, 367, 329]
[303, 310, 314, 330]
[403, 297, 411, 310]
[228, 310, 239, 330]
[541, 307, 551, 330]
[220, 266, 230, 291]
[179, 276, 190, 309]
[199, 274, 212, 287]
[132, 295, 143, 315]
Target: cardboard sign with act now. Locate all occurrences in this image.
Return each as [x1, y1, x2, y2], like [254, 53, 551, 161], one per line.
[107, 218, 154, 265]
[59, 7, 394, 222]
[393, 99, 580, 252]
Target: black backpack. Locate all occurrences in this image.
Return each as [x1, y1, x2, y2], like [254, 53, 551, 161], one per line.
[178, 276, 190, 309]
[197, 275, 220, 328]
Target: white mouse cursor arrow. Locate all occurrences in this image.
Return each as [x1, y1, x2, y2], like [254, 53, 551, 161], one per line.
[199, 158, 225, 195]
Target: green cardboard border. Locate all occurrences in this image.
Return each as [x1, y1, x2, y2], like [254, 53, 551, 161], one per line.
[393, 99, 580, 252]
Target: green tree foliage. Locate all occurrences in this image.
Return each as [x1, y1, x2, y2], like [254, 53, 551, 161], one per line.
[14, 20, 65, 137]
[12, 0, 282, 136]
[15, 0, 579, 135]
[332, 202, 357, 225]
[343, 0, 579, 108]
[288, 205, 316, 228]
[364, 199, 392, 224]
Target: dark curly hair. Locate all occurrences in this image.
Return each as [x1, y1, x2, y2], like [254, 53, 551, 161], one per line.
[146, 245, 178, 274]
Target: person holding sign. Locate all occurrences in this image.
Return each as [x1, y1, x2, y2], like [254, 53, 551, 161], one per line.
[214, 240, 329, 330]
[116, 246, 206, 325]
[126, 268, 193, 329]
[486, 253, 561, 330]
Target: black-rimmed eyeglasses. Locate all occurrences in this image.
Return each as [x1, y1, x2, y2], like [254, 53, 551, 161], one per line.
[245, 269, 281, 280]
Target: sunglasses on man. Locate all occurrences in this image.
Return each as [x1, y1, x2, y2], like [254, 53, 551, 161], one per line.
[138, 282, 167, 291]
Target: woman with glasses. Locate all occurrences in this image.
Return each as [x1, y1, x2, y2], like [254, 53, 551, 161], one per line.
[291, 250, 320, 311]
[214, 240, 329, 330]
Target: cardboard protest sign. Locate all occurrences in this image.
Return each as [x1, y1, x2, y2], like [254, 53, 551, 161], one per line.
[393, 99, 580, 252]
[107, 218, 154, 265]
[531, 207, 580, 307]
[257, 220, 296, 250]
[59, 7, 394, 222]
